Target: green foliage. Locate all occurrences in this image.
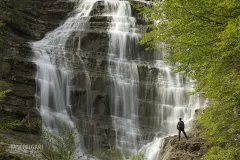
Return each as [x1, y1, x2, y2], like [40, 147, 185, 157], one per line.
[0, 81, 11, 100]
[205, 146, 236, 160]
[42, 124, 83, 160]
[0, 119, 26, 132]
[131, 154, 144, 160]
[42, 123, 144, 160]
[133, 0, 240, 159]
[24, 118, 42, 133]
[0, 89, 11, 100]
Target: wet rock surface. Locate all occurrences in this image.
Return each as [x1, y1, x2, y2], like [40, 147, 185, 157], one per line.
[0, 0, 74, 133]
[0, 0, 195, 155]
[0, 0, 154, 150]
[0, 131, 41, 160]
[158, 122, 206, 160]
[159, 136, 204, 160]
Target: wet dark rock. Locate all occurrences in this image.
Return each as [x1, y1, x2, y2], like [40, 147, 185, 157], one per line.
[0, 0, 74, 134]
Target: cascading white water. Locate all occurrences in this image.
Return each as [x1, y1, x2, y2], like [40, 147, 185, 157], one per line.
[31, 0, 200, 159]
[138, 57, 201, 159]
[32, 0, 142, 156]
[31, 0, 98, 155]
[106, 1, 141, 155]
[105, 1, 200, 158]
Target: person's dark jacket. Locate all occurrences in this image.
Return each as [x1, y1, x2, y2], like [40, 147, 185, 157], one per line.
[177, 121, 185, 130]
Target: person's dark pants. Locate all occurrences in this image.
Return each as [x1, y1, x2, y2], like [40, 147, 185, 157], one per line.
[178, 129, 188, 140]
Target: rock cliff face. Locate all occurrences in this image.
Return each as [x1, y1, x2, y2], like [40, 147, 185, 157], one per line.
[0, 0, 197, 158]
[158, 121, 206, 160]
[158, 136, 205, 160]
[65, 2, 156, 151]
[0, 0, 74, 132]
[0, 0, 154, 148]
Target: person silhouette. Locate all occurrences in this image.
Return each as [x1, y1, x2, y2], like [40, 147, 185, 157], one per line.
[177, 118, 188, 141]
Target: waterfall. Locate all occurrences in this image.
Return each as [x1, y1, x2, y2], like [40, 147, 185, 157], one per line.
[31, 0, 97, 155]
[138, 57, 201, 159]
[31, 0, 200, 159]
[105, 1, 200, 157]
[107, 1, 141, 156]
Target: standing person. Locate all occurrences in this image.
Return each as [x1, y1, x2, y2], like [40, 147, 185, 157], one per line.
[177, 118, 188, 141]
